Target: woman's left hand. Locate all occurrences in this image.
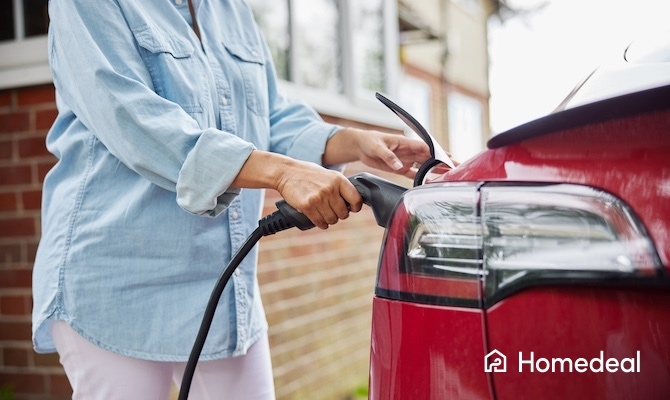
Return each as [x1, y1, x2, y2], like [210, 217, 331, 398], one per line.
[323, 127, 432, 179]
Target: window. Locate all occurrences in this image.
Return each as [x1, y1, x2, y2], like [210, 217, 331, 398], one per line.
[0, 4, 13, 41]
[0, 0, 51, 90]
[351, 0, 386, 96]
[247, 0, 400, 127]
[447, 92, 484, 161]
[248, 0, 389, 94]
[245, 0, 290, 81]
[399, 75, 432, 139]
[292, 0, 343, 92]
[3, 0, 49, 41]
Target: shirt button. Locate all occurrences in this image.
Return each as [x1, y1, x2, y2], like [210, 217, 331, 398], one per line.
[175, 0, 183, 5]
[235, 269, 241, 276]
[222, 97, 228, 106]
[230, 211, 239, 220]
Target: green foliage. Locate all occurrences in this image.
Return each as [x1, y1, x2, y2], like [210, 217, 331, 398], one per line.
[354, 385, 368, 397]
[0, 385, 15, 400]
[352, 384, 368, 398]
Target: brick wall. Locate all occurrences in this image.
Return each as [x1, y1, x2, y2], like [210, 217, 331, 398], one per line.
[0, 84, 70, 400]
[1, 84, 400, 399]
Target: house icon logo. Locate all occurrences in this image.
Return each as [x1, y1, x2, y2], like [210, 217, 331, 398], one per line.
[485, 349, 507, 372]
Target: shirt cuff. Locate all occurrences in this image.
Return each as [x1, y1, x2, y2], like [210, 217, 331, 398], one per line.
[176, 128, 255, 216]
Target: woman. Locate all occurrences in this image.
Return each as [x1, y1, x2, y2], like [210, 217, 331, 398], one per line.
[33, 0, 430, 398]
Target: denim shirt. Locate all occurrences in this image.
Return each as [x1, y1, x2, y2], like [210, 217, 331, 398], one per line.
[32, 0, 341, 361]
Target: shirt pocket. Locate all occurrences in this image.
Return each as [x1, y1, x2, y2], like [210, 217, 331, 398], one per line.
[132, 24, 204, 114]
[224, 43, 268, 117]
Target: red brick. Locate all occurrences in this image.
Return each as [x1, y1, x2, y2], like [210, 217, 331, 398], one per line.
[34, 352, 61, 368]
[25, 241, 39, 263]
[16, 85, 55, 106]
[0, 112, 30, 134]
[0, 244, 22, 263]
[18, 136, 50, 159]
[0, 270, 32, 288]
[0, 165, 32, 185]
[0, 372, 46, 394]
[2, 347, 30, 367]
[0, 90, 13, 107]
[0, 217, 35, 238]
[0, 294, 31, 315]
[0, 139, 12, 159]
[0, 192, 18, 211]
[37, 161, 56, 183]
[20, 190, 42, 211]
[35, 108, 58, 131]
[0, 321, 32, 341]
[39, 395, 75, 400]
[48, 373, 72, 397]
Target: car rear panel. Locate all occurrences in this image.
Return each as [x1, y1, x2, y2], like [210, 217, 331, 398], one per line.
[369, 299, 492, 399]
[485, 286, 670, 399]
[370, 95, 670, 399]
[442, 105, 669, 397]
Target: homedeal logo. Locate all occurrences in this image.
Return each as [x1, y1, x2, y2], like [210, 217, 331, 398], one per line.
[485, 349, 507, 372]
[485, 350, 641, 373]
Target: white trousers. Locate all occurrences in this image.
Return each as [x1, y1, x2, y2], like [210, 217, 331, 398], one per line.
[51, 321, 276, 400]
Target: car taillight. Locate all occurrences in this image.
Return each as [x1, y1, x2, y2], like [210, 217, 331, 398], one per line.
[377, 184, 483, 307]
[376, 183, 662, 307]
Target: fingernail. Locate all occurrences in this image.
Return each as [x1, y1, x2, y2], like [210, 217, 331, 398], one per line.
[392, 160, 403, 170]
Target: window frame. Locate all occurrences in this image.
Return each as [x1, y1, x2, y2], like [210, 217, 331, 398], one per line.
[0, 37, 51, 90]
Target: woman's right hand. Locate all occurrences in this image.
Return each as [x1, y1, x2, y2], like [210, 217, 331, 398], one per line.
[274, 160, 362, 230]
[232, 150, 363, 230]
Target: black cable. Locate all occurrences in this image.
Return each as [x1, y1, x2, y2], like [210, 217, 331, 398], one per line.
[178, 226, 263, 400]
[178, 208, 302, 399]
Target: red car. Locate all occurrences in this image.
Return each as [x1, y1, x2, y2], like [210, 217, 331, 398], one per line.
[368, 34, 670, 399]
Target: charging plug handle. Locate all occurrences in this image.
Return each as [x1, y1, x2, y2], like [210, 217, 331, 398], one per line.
[268, 172, 406, 233]
[348, 172, 407, 228]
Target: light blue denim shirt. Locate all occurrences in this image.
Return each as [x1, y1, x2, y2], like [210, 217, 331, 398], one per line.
[32, 0, 341, 361]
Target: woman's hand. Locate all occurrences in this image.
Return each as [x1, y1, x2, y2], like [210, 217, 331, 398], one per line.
[232, 150, 362, 230]
[323, 128, 432, 179]
[274, 161, 362, 230]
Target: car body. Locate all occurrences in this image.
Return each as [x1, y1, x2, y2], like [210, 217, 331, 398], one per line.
[368, 33, 670, 399]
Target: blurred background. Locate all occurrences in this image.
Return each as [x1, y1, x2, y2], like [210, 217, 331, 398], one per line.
[489, 0, 670, 133]
[0, 0, 668, 399]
